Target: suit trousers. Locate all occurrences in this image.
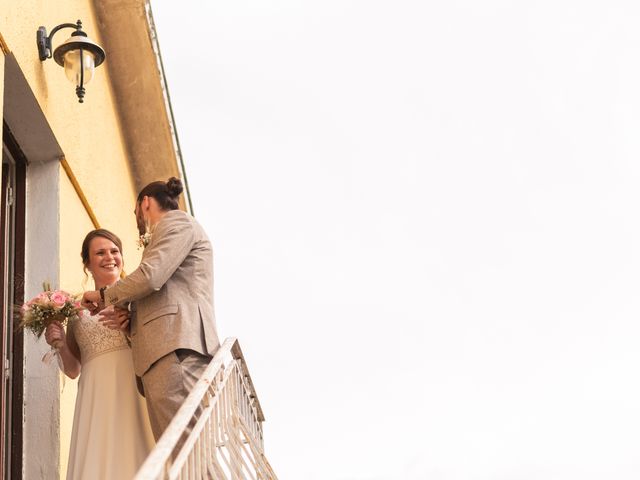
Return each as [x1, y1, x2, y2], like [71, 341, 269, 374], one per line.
[141, 349, 211, 441]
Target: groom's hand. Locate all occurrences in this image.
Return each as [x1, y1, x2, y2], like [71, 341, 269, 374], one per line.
[81, 290, 103, 315]
[99, 306, 130, 331]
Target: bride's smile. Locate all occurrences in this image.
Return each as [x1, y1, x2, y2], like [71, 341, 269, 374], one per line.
[88, 237, 123, 285]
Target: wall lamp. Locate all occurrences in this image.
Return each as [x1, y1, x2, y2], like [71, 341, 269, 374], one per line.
[37, 20, 106, 103]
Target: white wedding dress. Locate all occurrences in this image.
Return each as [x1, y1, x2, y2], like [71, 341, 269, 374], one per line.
[66, 311, 155, 480]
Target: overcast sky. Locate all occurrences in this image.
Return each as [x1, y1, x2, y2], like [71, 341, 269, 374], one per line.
[151, 2, 640, 479]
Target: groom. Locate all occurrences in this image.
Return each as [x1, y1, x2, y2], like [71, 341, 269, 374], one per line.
[82, 177, 220, 440]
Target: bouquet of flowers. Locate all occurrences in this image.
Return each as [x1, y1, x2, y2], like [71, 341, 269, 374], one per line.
[18, 283, 83, 353]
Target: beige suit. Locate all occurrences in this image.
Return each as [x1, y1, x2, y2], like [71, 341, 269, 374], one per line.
[104, 209, 220, 437]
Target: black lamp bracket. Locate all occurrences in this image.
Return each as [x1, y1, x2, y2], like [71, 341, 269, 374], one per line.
[37, 20, 85, 61]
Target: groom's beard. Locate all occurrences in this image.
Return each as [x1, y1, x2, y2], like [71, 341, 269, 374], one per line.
[136, 208, 146, 236]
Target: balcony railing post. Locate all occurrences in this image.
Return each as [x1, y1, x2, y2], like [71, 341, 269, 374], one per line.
[134, 338, 277, 480]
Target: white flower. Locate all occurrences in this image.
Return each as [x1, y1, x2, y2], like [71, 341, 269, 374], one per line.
[137, 232, 152, 249]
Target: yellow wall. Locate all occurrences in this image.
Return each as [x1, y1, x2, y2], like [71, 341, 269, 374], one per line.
[0, 0, 140, 228]
[0, 1, 146, 476]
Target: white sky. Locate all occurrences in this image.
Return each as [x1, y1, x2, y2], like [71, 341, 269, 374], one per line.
[151, 2, 640, 479]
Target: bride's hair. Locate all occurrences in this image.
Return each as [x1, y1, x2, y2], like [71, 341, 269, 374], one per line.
[81, 229, 124, 281]
[137, 177, 183, 211]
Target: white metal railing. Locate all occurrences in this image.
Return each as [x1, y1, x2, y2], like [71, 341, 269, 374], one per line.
[134, 338, 278, 480]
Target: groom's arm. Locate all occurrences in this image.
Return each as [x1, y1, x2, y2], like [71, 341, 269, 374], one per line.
[104, 215, 195, 306]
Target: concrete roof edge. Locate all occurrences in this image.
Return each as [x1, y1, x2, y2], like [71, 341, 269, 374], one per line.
[92, 0, 193, 214]
[144, 1, 193, 215]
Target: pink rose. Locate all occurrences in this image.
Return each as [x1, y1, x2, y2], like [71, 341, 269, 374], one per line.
[50, 291, 67, 308]
[30, 292, 50, 307]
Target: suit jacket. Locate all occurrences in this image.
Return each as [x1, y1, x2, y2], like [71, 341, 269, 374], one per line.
[104, 210, 220, 377]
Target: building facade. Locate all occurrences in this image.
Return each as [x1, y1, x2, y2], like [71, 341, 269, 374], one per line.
[0, 1, 188, 478]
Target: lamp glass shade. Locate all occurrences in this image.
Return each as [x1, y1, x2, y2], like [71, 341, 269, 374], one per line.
[63, 49, 96, 86]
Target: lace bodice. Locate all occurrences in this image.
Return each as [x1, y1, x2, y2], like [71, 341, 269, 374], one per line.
[70, 309, 129, 363]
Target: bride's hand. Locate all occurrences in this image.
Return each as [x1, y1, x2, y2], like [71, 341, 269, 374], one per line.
[44, 321, 66, 347]
[98, 306, 130, 331]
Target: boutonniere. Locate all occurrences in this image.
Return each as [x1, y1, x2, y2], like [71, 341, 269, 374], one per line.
[137, 232, 152, 249]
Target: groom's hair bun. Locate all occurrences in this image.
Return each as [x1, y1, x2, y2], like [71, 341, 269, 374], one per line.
[138, 176, 184, 211]
[166, 177, 184, 198]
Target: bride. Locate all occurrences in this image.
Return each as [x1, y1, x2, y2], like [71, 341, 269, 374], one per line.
[44, 229, 154, 479]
